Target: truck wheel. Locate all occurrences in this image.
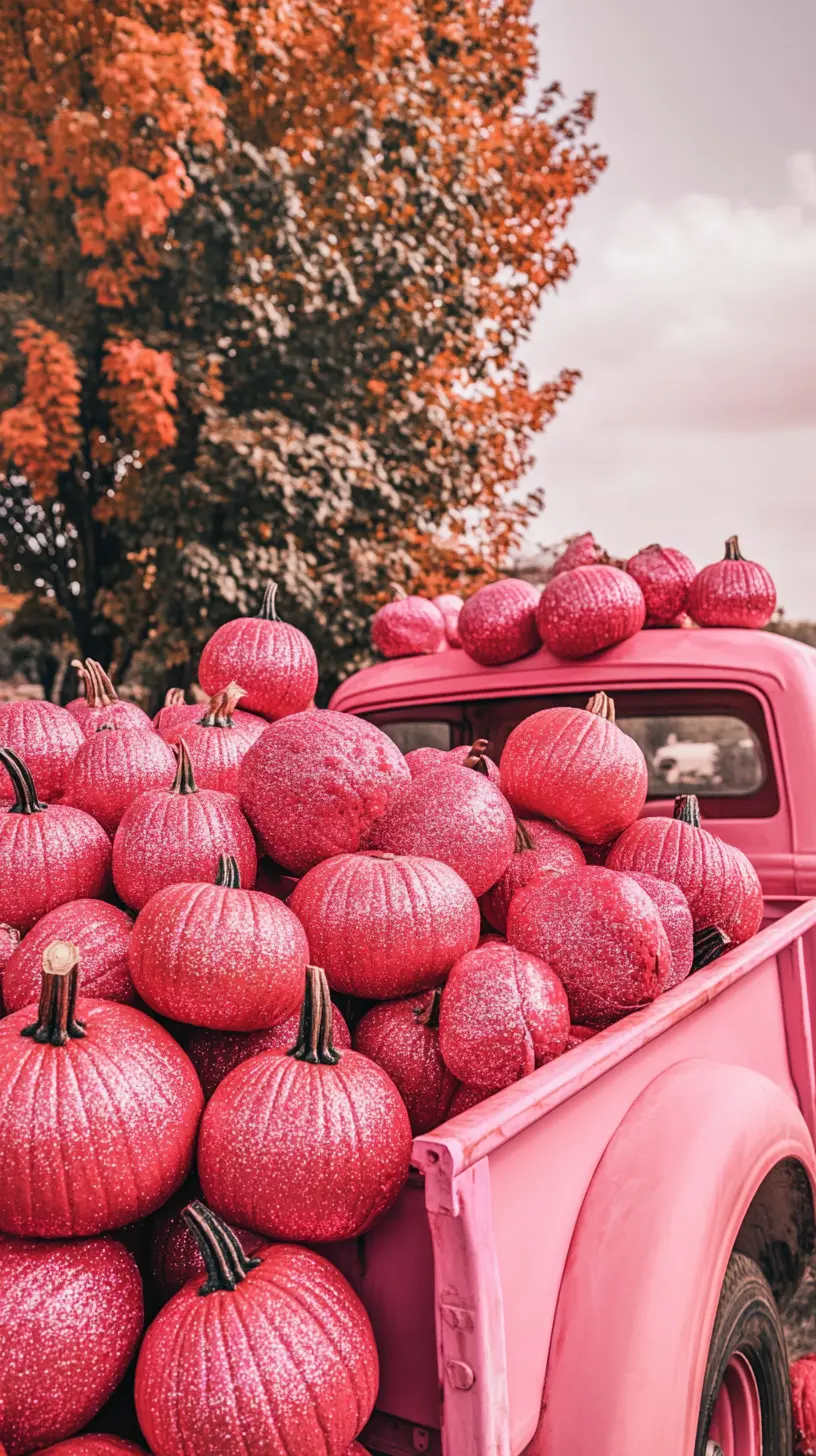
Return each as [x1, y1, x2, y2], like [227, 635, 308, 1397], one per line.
[696, 1252, 792, 1456]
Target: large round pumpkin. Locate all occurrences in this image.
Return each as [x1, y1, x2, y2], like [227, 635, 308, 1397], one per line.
[198, 966, 412, 1242]
[457, 578, 541, 666]
[2, 899, 135, 1013]
[175, 682, 259, 794]
[0, 941, 203, 1237]
[0, 1233, 143, 1456]
[480, 818, 586, 932]
[0, 748, 111, 931]
[288, 850, 480, 998]
[618, 870, 694, 989]
[537, 565, 645, 658]
[129, 853, 307, 1029]
[62, 725, 176, 835]
[0, 700, 84, 803]
[185, 1005, 353, 1099]
[625, 544, 696, 627]
[135, 1201, 378, 1456]
[499, 692, 648, 845]
[353, 989, 459, 1134]
[239, 709, 410, 873]
[371, 595, 446, 657]
[67, 660, 153, 736]
[198, 581, 318, 720]
[687, 536, 776, 628]
[113, 741, 257, 911]
[438, 942, 570, 1088]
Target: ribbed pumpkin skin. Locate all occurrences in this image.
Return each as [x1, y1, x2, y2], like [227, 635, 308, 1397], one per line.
[67, 698, 153, 737]
[366, 765, 516, 898]
[240, 710, 411, 874]
[353, 993, 459, 1134]
[2, 899, 134, 1012]
[0, 1235, 143, 1456]
[112, 789, 257, 911]
[625, 545, 696, 626]
[480, 820, 586, 932]
[0, 1000, 204, 1237]
[148, 1186, 265, 1300]
[175, 720, 256, 794]
[0, 702, 84, 802]
[438, 943, 570, 1089]
[0, 803, 111, 932]
[500, 705, 648, 845]
[199, 1049, 412, 1241]
[34, 1439, 146, 1455]
[458, 578, 541, 666]
[371, 597, 446, 658]
[198, 617, 318, 720]
[537, 565, 645, 658]
[433, 593, 464, 647]
[135, 1243, 378, 1456]
[129, 880, 308, 1029]
[63, 728, 176, 835]
[405, 744, 501, 783]
[688, 545, 776, 628]
[618, 870, 694, 989]
[551, 532, 606, 576]
[447, 1082, 500, 1115]
[289, 851, 481, 997]
[154, 700, 266, 746]
[185, 1009, 353, 1098]
[507, 867, 671, 1028]
[726, 842, 764, 944]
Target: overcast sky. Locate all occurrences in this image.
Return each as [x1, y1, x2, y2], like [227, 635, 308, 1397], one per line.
[524, 0, 816, 616]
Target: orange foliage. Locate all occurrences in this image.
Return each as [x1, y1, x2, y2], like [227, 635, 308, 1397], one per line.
[0, 322, 81, 498]
[102, 337, 178, 459]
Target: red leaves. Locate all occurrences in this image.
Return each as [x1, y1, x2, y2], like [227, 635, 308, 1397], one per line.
[0, 322, 81, 498]
[102, 337, 178, 461]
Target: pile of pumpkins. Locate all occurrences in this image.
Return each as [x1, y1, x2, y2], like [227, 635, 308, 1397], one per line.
[371, 533, 778, 663]
[0, 576, 764, 1456]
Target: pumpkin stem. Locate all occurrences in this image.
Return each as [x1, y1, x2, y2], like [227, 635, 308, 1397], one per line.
[260, 581, 278, 621]
[0, 747, 47, 815]
[289, 965, 341, 1065]
[215, 853, 241, 889]
[462, 739, 490, 774]
[414, 988, 442, 1029]
[392, 583, 408, 600]
[585, 691, 616, 723]
[21, 941, 85, 1046]
[724, 536, 743, 561]
[514, 818, 535, 852]
[673, 794, 702, 828]
[171, 739, 198, 795]
[197, 682, 245, 729]
[183, 1201, 261, 1295]
[71, 658, 119, 708]
[692, 926, 732, 971]
[164, 687, 186, 707]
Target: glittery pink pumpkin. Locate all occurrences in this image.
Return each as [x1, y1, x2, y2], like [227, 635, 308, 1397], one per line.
[185, 1006, 352, 1099]
[618, 870, 694, 989]
[371, 595, 446, 658]
[113, 741, 257, 912]
[625, 544, 696, 627]
[2, 899, 134, 1013]
[0, 942, 204, 1237]
[129, 854, 307, 1030]
[199, 967, 412, 1242]
[565, 1024, 596, 1050]
[0, 1234, 143, 1456]
[198, 582, 318, 720]
[687, 536, 777, 628]
[791, 1355, 816, 1456]
[537, 564, 645, 659]
[500, 692, 648, 845]
[154, 688, 266, 747]
[606, 793, 761, 943]
[438, 942, 570, 1088]
[0, 923, 19, 1013]
[448, 1081, 501, 1115]
[433, 593, 464, 647]
[62, 726, 176, 835]
[148, 1184, 265, 1301]
[67, 660, 153, 736]
[135, 1202, 378, 1456]
[0, 748, 111, 932]
[551, 532, 607, 576]
[507, 866, 671, 1028]
[366, 761, 516, 897]
[405, 741, 501, 783]
[175, 683, 259, 794]
[480, 818, 586, 932]
[33, 1440, 146, 1455]
[0, 700, 84, 803]
[239, 709, 410, 874]
[353, 989, 459, 1134]
[289, 850, 480, 998]
[458, 578, 541, 666]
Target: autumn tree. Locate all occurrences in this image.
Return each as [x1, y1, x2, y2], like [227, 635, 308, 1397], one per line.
[0, 1, 604, 700]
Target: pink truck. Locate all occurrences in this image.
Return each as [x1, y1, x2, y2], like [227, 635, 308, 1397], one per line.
[328, 625, 816, 1456]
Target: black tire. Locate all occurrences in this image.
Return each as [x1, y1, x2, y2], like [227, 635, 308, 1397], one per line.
[695, 1251, 792, 1455]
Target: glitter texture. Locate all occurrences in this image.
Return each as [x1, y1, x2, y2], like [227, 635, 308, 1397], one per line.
[448, 1082, 501, 1115]
[0, 700, 84, 803]
[687, 537, 776, 628]
[480, 819, 586, 932]
[537, 565, 646, 659]
[149, 1184, 265, 1300]
[63, 727, 176, 836]
[405, 744, 501, 783]
[175, 718, 257, 795]
[565, 1024, 596, 1049]
[240, 709, 410, 873]
[289, 851, 480, 997]
[135, 1239, 378, 1456]
[551, 533, 606, 575]
[499, 701, 648, 845]
[625, 545, 696, 626]
[112, 785, 257, 911]
[370, 597, 446, 658]
[154, 699, 266, 746]
[0, 998, 204, 1237]
[617, 870, 694, 989]
[438, 942, 570, 1088]
[199, 611, 318, 720]
[458, 578, 540, 666]
[185, 1008, 352, 1099]
[34, 1438, 146, 1455]
[0, 1234, 143, 1456]
[432, 593, 464, 647]
[129, 877, 308, 1030]
[0, 758, 111, 932]
[353, 991, 459, 1134]
[2, 899, 135, 1012]
[67, 660, 153, 738]
[366, 764, 516, 897]
[507, 866, 672, 1029]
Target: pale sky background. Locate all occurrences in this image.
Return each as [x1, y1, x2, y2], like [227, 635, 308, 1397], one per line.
[524, 0, 816, 616]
